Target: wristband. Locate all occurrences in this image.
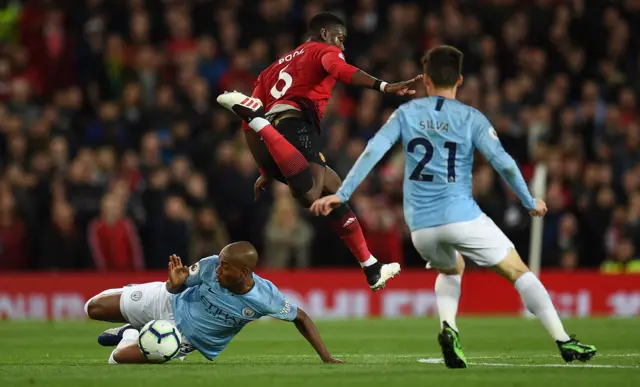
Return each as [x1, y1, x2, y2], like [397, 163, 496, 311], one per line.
[373, 79, 387, 92]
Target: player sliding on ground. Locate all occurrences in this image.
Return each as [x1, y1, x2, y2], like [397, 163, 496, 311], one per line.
[84, 241, 343, 364]
[217, 12, 421, 291]
[310, 45, 597, 369]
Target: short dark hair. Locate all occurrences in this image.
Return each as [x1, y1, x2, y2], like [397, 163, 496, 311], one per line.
[308, 12, 345, 34]
[421, 45, 463, 88]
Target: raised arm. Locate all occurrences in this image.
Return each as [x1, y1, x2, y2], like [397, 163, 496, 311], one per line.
[166, 254, 190, 294]
[166, 255, 218, 294]
[320, 48, 421, 96]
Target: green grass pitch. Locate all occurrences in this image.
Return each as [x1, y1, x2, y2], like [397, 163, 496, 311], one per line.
[1, 317, 639, 387]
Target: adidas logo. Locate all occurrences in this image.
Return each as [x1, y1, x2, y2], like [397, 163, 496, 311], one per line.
[240, 97, 261, 110]
[342, 217, 356, 228]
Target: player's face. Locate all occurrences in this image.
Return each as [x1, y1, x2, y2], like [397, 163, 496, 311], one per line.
[215, 257, 246, 289]
[322, 26, 346, 51]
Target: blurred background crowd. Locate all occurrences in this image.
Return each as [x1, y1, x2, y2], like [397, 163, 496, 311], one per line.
[1, 0, 639, 273]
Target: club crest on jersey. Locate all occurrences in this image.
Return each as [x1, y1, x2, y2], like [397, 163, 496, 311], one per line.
[241, 307, 256, 318]
[278, 49, 305, 64]
[130, 290, 143, 301]
[488, 127, 500, 141]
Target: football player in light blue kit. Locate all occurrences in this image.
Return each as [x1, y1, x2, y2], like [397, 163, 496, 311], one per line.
[85, 241, 343, 364]
[312, 45, 595, 368]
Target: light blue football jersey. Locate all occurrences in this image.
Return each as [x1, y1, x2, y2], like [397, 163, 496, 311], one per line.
[172, 256, 297, 360]
[336, 96, 535, 231]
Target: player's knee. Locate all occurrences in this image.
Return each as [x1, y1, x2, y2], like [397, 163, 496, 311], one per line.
[292, 181, 323, 208]
[287, 167, 314, 199]
[85, 297, 115, 321]
[85, 297, 98, 319]
[436, 255, 465, 276]
[85, 298, 104, 320]
[492, 249, 530, 283]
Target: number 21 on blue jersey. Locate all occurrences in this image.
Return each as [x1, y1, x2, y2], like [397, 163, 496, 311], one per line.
[408, 138, 458, 183]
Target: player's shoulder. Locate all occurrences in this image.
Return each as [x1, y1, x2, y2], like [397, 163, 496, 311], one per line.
[252, 274, 281, 296]
[304, 40, 343, 59]
[185, 255, 218, 279]
[447, 99, 487, 122]
[197, 255, 219, 269]
[305, 40, 339, 52]
[250, 275, 290, 312]
[202, 254, 219, 263]
[398, 97, 428, 112]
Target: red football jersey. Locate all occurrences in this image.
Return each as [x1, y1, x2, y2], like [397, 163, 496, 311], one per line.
[249, 41, 359, 129]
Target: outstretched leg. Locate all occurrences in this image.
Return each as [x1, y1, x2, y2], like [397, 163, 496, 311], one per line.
[84, 289, 133, 347]
[492, 249, 597, 362]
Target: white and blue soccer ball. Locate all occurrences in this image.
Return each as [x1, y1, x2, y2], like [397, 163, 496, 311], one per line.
[138, 320, 183, 363]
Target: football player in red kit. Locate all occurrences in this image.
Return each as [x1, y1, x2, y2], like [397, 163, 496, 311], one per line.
[217, 13, 420, 291]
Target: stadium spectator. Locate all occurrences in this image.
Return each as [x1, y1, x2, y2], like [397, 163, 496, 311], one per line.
[264, 194, 313, 269]
[145, 195, 191, 269]
[190, 206, 230, 264]
[88, 193, 144, 271]
[0, 184, 29, 270]
[40, 201, 89, 270]
[601, 238, 640, 274]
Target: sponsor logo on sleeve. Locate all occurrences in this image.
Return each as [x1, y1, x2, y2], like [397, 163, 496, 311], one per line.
[280, 299, 291, 315]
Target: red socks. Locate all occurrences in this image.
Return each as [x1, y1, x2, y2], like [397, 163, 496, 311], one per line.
[328, 208, 372, 264]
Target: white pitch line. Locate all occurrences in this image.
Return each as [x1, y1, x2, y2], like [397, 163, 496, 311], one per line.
[417, 358, 640, 369]
[459, 353, 640, 360]
[222, 353, 640, 360]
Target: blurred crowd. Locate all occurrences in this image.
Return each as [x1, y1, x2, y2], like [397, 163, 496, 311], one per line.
[0, 0, 639, 272]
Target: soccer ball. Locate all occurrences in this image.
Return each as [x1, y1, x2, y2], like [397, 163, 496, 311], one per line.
[138, 320, 183, 363]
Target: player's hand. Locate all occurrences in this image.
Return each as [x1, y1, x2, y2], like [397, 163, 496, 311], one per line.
[310, 195, 343, 216]
[529, 199, 548, 217]
[168, 254, 189, 287]
[384, 75, 423, 96]
[323, 357, 346, 364]
[253, 174, 271, 201]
